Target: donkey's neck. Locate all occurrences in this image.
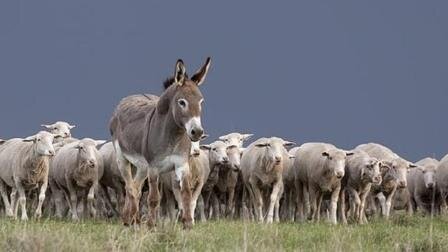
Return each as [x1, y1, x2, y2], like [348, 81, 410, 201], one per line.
[143, 101, 189, 161]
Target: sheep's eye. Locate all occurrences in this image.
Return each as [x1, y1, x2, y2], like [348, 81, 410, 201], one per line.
[37, 139, 41, 142]
[212, 148, 217, 152]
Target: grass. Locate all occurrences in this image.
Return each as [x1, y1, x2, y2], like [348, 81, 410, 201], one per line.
[0, 215, 448, 251]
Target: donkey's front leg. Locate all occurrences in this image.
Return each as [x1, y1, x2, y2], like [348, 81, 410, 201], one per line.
[146, 169, 160, 229]
[175, 162, 193, 229]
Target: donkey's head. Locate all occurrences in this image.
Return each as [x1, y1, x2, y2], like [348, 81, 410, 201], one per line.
[161, 58, 211, 142]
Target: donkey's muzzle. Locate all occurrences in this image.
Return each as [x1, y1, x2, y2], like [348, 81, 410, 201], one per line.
[189, 127, 204, 142]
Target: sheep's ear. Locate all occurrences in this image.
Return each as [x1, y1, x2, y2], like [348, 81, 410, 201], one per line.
[53, 134, 64, 139]
[409, 163, 417, 168]
[200, 145, 211, 151]
[283, 141, 296, 147]
[241, 134, 253, 141]
[226, 145, 238, 150]
[255, 143, 269, 148]
[322, 152, 330, 157]
[379, 161, 392, 171]
[69, 124, 76, 129]
[218, 136, 228, 141]
[54, 142, 65, 152]
[41, 124, 53, 129]
[23, 136, 36, 142]
[95, 140, 107, 146]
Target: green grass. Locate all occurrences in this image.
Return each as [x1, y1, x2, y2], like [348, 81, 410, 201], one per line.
[0, 216, 448, 251]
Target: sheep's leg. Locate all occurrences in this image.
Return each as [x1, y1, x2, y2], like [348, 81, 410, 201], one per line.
[329, 185, 340, 224]
[384, 188, 396, 219]
[211, 192, 220, 219]
[100, 185, 117, 217]
[295, 180, 304, 222]
[226, 186, 236, 218]
[190, 181, 204, 223]
[250, 178, 263, 223]
[201, 190, 212, 219]
[52, 187, 65, 218]
[439, 190, 447, 214]
[11, 188, 19, 218]
[0, 180, 13, 217]
[15, 181, 28, 221]
[376, 193, 387, 217]
[274, 185, 283, 222]
[197, 195, 206, 222]
[303, 184, 311, 218]
[114, 182, 125, 214]
[34, 177, 48, 219]
[66, 181, 79, 221]
[241, 185, 251, 221]
[338, 188, 347, 224]
[165, 191, 177, 222]
[87, 184, 96, 218]
[310, 186, 323, 222]
[359, 190, 369, 224]
[266, 180, 282, 224]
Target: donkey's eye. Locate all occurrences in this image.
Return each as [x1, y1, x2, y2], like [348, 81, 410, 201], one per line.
[178, 99, 188, 109]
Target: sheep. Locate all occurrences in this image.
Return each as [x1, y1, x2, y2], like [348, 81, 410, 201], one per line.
[241, 137, 295, 223]
[0, 131, 57, 220]
[49, 138, 105, 220]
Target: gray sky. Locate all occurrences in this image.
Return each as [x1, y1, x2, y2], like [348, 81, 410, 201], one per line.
[1, 1, 447, 161]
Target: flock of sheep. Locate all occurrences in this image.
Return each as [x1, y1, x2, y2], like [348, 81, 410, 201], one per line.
[0, 58, 447, 229]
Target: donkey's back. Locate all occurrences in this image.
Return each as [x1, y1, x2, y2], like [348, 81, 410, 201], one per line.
[110, 94, 158, 154]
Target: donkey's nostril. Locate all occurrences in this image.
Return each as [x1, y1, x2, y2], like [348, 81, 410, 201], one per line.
[190, 128, 204, 139]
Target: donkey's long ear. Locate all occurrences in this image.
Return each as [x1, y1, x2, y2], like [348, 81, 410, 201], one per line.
[191, 57, 211, 86]
[174, 59, 186, 86]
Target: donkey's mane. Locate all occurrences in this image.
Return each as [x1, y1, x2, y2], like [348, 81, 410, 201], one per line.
[163, 74, 189, 90]
[163, 78, 175, 90]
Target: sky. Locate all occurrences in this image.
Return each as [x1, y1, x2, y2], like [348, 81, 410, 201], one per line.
[0, 1, 447, 161]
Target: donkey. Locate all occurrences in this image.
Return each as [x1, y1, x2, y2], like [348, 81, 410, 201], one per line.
[109, 58, 211, 229]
